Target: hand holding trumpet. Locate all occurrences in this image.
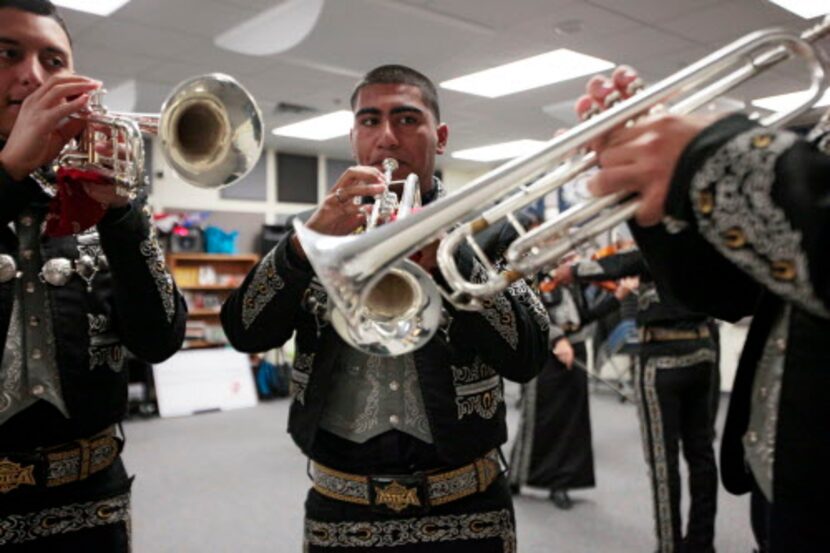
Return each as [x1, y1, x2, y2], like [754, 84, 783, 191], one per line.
[576, 66, 718, 226]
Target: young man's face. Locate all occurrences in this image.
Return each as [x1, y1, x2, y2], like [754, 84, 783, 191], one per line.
[350, 83, 448, 194]
[0, 8, 73, 138]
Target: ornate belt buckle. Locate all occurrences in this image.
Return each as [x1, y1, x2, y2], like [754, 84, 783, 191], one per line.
[368, 473, 429, 515]
[0, 456, 38, 493]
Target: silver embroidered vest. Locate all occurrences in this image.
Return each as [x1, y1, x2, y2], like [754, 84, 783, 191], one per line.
[0, 211, 68, 424]
[318, 350, 433, 444]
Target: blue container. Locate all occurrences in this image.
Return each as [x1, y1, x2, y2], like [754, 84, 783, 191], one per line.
[204, 226, 239, 254]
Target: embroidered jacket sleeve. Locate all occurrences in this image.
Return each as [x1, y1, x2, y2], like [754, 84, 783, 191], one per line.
[221, 232, 312, 352]
[439, 221, 549, 383]
[660, 113, 830, 318]
[96, 203, 187, 362]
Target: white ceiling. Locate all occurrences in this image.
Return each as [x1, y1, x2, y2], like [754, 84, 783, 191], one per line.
[60, 0, 829, 172]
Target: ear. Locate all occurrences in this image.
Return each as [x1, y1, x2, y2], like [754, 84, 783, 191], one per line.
[435, 123, 449, 155]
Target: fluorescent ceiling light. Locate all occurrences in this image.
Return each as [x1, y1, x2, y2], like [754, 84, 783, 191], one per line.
[441, 49, 614, 98]
[752, 88, 830, 112]
[452, 140, 547, 162]
[764, 0, 828, 19]
[215, 0, 324, 56]
[272, 110, 352, 141]
[52, 0, 131, 16]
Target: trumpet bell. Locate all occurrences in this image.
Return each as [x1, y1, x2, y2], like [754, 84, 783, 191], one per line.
[330, 263, 442, 356]
[160, 73, 264, 189]
[293, 220, 442, 356]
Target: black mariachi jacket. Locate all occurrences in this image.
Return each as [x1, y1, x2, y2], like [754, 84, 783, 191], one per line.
[572, 248, 710, 331]
[0, 165, 187, 449]
[629, 114, 830, 508]
[221, 213, 549, 466]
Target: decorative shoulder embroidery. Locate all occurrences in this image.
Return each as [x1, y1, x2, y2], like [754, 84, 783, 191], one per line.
[242, 248, 285, 329]
[451, 356, 503, 420]
[690, 127, 828, 317]
[140, 229, 176, 323]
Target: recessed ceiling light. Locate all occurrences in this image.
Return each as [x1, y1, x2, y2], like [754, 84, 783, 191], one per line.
[452, 140, 547, 162]
[52, 0, 131, 16]
[215, 0, 324, 56]
[440, 49, 614, 98]
[752, 88, 830, 112]
[764, 0, 828, 19]
[272, 110, 352, 141]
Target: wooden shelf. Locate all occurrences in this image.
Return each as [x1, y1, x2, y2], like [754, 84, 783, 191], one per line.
[179, 284, 239, 291]
[166, 253, 260, 263]
[189, 309, 222, 317]
[168, 253, 260, 352]
[183, 340, 227, 350]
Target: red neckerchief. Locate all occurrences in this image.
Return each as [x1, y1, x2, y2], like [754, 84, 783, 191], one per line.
[44, 167, 108, 237]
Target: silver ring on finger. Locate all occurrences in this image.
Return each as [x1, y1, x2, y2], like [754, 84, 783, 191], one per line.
[335, 188, 347, 203]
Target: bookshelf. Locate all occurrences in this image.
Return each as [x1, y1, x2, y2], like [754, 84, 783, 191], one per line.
[166, 253, 259, 349]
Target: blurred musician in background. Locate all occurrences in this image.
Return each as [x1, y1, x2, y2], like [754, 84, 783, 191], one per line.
[578, 63, 830, 552]
[509, 250, 635, 510]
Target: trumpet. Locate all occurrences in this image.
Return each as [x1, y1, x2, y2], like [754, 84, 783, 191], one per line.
[311, 158, 443, 356]
[57, 73, 264, 193]
[295, 16, 830, 355]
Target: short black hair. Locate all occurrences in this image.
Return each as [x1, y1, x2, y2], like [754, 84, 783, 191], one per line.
[350, 64, 441, 121]
[0, 0, 72, 45]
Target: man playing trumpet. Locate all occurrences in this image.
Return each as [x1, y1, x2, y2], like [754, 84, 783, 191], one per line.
[222, 64, 549, 552]
[0, 1, 186, 549]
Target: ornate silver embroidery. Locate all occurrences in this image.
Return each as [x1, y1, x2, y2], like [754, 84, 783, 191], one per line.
[451, 357, 503, 420]
[348, 356, 382, 435]
[139, 231, 176, 323]
[87, 314, 123, 372]
[402, 355, 430, 438]
[291, 352, 315, 405]
[305, 509, 516, 552]
[0, 492, 130, 546]
[635, 356, 674, 552]
[690, 127, 828, 317]
[471, 261, 518, 350]
[242, 248, 285, 329]
[0, 299, 25, 417]
[505, 278, 549, 333]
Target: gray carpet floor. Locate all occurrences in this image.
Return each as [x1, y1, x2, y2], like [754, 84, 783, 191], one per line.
[122, 383, 754, 552]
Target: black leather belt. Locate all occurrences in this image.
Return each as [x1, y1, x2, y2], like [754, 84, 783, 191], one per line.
[0, 427, 122, 494]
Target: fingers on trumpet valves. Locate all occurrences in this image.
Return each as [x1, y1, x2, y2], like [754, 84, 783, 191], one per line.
[612, 66, 644, 99]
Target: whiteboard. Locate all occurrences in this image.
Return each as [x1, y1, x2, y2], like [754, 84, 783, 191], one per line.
[152, 348, 258, 418]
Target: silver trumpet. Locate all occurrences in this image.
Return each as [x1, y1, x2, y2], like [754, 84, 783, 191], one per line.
[299, 159, 441, 356]
[295, 17, 830, 354]
[58, 73, 264, 193]
[439, 16, 830, 305]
